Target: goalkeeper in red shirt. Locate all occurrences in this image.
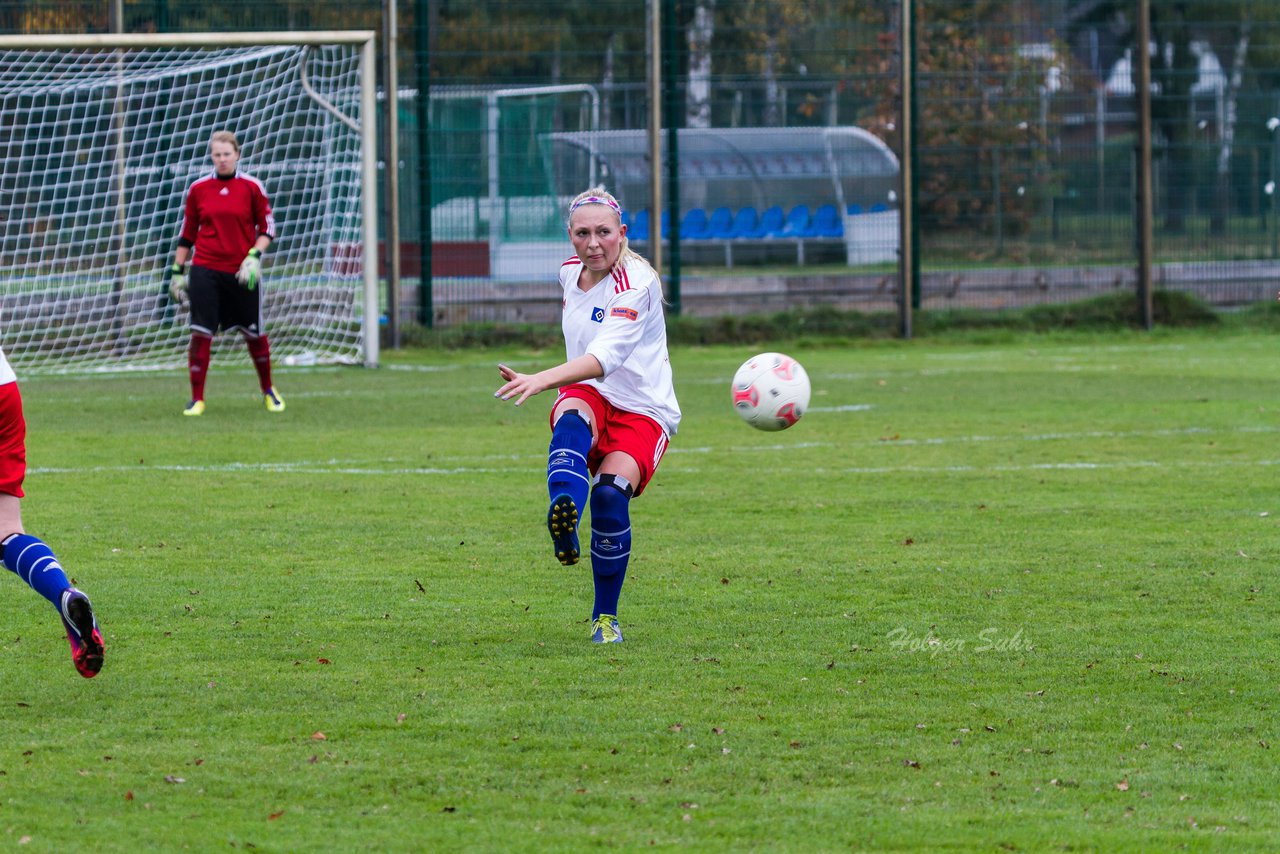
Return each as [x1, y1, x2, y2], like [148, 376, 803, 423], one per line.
[169, 130, 284, 416]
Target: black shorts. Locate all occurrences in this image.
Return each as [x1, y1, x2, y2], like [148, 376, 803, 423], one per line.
[188, 265, 263, 337]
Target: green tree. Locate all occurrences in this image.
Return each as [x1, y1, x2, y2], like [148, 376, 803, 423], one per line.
[848, 0, 1062, 237]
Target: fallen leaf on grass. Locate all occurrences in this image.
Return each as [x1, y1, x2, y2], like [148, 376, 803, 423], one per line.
[268, 811, 284, 821]
[164, 776, 185, 784]
[312, 731, 327, 741]
[1116, 778, 1130, 791]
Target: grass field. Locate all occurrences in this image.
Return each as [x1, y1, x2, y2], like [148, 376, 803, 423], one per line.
[3, 327, 1279, 851]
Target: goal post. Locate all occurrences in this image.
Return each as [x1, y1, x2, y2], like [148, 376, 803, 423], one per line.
[0, 31, 379, 372]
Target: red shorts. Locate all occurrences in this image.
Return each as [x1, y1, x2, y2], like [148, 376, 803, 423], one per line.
[0, 382, 26, 498]
[551, 384, 669, 496]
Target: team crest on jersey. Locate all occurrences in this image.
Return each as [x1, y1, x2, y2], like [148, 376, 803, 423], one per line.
[590, 306, 605, 323]
[220, 187, 229, 195]
[611, 307, 639, 321]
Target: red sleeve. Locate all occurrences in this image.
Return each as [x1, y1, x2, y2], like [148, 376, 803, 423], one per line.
[180, 182, 200, 245]
[253, 182, 277, 241]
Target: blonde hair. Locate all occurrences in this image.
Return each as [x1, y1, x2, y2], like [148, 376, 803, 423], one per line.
[209, 130, 240, 154]
[567, 186, 656, 276]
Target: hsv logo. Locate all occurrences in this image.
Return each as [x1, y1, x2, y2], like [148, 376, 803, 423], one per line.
[219, 187, 229, 196]
[590, 307, 605, 323]
[610, 307, 639, 321]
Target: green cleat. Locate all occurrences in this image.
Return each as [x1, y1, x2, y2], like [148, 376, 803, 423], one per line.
[591, 614, 623, 644]
[264, 387, 286, 412]
[183, 399, 205, 416]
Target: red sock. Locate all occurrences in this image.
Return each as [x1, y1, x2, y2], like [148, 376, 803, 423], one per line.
[246, 334, 274, 393]
[188, 334, 212, 401]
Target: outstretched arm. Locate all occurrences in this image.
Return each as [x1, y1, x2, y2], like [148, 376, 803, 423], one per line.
[495, 354, 603, 406]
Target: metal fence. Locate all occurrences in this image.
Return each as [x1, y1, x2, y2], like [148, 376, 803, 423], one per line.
[4, 0, 1279, 329]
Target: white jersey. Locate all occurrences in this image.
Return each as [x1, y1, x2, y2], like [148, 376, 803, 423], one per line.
[0, 346, 14, 387]
[559, 254, 681, 436]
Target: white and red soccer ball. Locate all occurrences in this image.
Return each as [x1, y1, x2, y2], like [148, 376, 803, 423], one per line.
[731, 352, 811, 431]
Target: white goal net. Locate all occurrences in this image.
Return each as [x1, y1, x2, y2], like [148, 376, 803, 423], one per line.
[0, 32, 378, 373]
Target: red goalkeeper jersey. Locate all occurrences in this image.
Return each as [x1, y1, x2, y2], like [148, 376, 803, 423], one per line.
[180, 171, 276, 274]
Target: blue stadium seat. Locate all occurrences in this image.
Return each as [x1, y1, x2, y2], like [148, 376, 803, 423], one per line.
[629, 209, 649, 241]
[812, 204, 842, 238]
[730, 206, 759, 238]
[706, 206, 735, 239]
[660, 210, 672, 239]
[869, 202, 888, 213]
[680, 208, 709, 239]
[780, 204, 814, 238]
[755, 205, 786, 238]
[846, 203, 863, 216]
[621, 209, 632, 229]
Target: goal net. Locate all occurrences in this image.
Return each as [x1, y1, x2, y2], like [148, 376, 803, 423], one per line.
[0, 32, 378, 373]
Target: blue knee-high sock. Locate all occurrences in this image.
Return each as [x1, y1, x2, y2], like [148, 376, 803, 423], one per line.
[590, 477, 633, 620]
[547, 411, 592, 514]
[3, 534, 72, 608]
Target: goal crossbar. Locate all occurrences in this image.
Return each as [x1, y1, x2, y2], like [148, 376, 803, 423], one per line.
[0, 31, 380, 371]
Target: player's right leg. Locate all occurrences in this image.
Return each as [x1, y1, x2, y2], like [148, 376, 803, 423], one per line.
[184, 333, 211, 415]
[184, 266, 219, 415]
[546, 397, 598, 566]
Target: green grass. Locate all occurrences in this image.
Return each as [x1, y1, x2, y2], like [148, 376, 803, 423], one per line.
[4, 327, 1280, 850]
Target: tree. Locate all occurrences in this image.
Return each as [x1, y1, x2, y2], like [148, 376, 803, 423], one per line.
[848, 0, 1061, 239]
[686, 0, 716, 128]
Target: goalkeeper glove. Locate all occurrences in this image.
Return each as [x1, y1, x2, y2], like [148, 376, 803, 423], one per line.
[168, 263, 188, 303]
[237, 248, 262, 290]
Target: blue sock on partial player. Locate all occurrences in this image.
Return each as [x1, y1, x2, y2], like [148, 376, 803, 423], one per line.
[547, 411, 592, 513]
[2, 533, 72, 608]
[590, 475, 633, 619]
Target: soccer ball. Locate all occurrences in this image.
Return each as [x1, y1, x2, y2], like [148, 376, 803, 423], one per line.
[731, 352, 811, 431]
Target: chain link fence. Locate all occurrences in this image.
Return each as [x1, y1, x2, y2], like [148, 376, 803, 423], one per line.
[3, 0, 1278, 328]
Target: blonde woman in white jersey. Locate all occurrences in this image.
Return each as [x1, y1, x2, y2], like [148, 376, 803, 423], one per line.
[495, 187, 681, 644]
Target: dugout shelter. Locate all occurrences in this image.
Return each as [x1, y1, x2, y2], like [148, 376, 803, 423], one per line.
[543, 126, 900, 266]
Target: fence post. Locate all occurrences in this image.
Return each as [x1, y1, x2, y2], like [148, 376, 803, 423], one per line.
[663, 0, 681, 315]
[898, 0, 918, 338]
[415, 0, 433, 328]
[1135, 0, 1154, 330]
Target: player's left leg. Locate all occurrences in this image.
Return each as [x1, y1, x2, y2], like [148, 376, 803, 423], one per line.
[585, 413, 669, 643]
[588, 453, 640, 644]
[242, 332, 284, 412]
[0, 528, 104, 678]
[229, 277, 283, 412]
[0, 386, 103, 677]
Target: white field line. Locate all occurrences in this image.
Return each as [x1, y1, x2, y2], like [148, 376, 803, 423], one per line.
[29, 456, 1280, 479]
[27, 421, 1280, 479]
